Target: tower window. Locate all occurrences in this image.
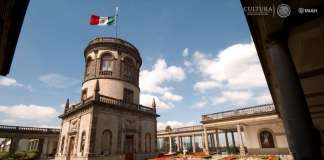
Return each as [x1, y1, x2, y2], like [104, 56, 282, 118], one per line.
[80, 131, 86, 154]
[86, 58, 93, 75]
[122, 57, 135, 81]
[82, 89, 87, 100]
[100, 53, 113, 72]
[123, 88, 134, 103]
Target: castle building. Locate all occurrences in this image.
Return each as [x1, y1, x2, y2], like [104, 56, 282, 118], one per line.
[55, 37, 159, 160]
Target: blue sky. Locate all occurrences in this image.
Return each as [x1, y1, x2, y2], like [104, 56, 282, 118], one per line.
[0, 0, 272, 129]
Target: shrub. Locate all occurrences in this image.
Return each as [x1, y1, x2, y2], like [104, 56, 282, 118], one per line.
[14, 150, 27, 159]
[0, 151, 10, 160]
[26, 150, 39, 160]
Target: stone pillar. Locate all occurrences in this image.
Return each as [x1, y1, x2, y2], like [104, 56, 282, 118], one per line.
[176, 136, 180, 152]
[180, 136, 182, 150]
[9, 137, 19, 155]
[203, 125, 209, 154]
[237, 124, 245, 155]
[192, 134, 196, 152]
[41, 137, 49, 159]
[225, 131, 229, 154]
[168, 136, 172, 154]
[210, 133, 215, 151]
[215, 129, 220, 154]
[231, 131, 235, 147]
[269, 40, 322, 159]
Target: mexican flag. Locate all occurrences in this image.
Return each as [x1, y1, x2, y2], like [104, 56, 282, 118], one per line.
[90, 15, 116, 26]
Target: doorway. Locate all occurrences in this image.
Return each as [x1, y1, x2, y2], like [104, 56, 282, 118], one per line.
[67, 136, 75, 160]
[124, 135, 134, 160]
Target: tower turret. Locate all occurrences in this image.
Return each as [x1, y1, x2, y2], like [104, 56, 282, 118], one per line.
[81, 37, 142, 104]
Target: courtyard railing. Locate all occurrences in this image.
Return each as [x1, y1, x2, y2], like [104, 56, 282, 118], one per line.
[202, 104, 276, 121]
[0, 125, 60, 133]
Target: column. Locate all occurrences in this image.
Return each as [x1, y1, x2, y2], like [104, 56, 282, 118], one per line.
[215, 129, 220, 154]
[231, 131, 235, 147]
[210, 133, 215, 151]
[41, 137, 49, 159]
[203, 125, 209, 154]
[269, 40, 322, 159]
[230, 131, 235, 154]
[168, 136, 172, 154]
[192, 134, 196, 152]
[176, 136, 180, 152]
[237, 124, 245, 155]
[225, 131, 229, 154]
[9, 137, 19, 155]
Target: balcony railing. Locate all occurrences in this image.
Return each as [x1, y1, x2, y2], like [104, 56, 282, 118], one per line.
[66, 94, 155, 115]
[158, 125, 203, 135]
[88, 37, 138, 51]
[202, 104, 276, 121]
[0, 125, 60, 133]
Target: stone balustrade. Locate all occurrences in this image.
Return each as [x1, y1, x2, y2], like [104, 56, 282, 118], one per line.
[202, 104, 276, 121]
[65, 94, 155, 114]
[0, 125, 60, 134]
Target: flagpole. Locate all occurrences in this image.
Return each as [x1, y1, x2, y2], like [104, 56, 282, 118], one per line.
[115, 7, 119, 39]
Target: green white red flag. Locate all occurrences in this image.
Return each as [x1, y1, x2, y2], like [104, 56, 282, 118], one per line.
[90, 15, 115, 26]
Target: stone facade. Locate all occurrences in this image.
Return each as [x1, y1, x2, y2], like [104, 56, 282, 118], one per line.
[55, 37, 158, 160]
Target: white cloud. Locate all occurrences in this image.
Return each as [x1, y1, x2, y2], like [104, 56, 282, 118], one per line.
[184, 60, 192, 67]
[162, 92, 183, 101]
[0, 76, 32, 91]
[212, 90, 253, 105]
[254, 92, 273, 104]
[192, 101, 208, 108]
[182, 48, 189, 57]
[190, 41, 272, 107]
[157, 121, 196, 130]
[194, 80, 221, 92]
[192, 42, 267, 89]
[0, 76, 17, 87]
[139, 59, 185, 107]
[140, 94, 174, 110]
[0, 104, 58, 119]
[38, 73, 79, 88]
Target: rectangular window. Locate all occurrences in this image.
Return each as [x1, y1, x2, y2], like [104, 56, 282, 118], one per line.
[123, 88, 134, 103]
[101, 61, 113, 71]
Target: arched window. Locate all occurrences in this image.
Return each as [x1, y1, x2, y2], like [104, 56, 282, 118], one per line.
[101, 130, 112, 155]
[86, 58, 93, 75]
[122, 57, 135, 81]
[145, 133, 151, 153]
[60, 136, 65, 153]
[100, 53, 113, 73]
[80, 131, 86, 154]
[259, 130, 275, 148]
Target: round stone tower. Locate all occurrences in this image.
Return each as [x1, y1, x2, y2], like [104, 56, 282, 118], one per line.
[82, 37, 141, 104]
